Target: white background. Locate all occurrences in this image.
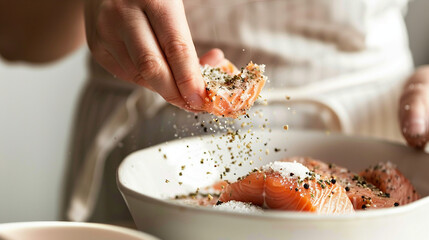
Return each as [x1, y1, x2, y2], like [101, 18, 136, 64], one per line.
[0, 47, 87, 222]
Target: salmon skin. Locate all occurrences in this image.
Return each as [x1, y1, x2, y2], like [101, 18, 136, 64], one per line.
[219, 161, 355, 214]
[201, 61, 267, 118]
[285, 157, 418, 210]
[360, 162, 420, 205]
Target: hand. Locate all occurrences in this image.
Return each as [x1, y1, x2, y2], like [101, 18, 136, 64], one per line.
[399, 66, 429, 148]
[85, 0, 205, 110]
[199, 48, 234, 69]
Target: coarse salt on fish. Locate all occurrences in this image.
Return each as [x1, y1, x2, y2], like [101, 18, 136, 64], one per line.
[219, 162, 355, 213]
[262, 161, 313, 180]
[213, 200, 263, 213]
[201, 61, 267, 118]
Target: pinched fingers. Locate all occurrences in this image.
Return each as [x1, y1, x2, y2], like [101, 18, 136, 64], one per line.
[85, 0, 205, 111]
[144, 0, 206, 110]
[120, 9, 187, 108]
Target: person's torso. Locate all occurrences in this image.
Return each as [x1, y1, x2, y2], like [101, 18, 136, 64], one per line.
[89, 0, 413, 142]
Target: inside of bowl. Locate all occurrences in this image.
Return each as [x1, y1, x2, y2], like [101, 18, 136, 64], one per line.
[119, 130, 429, 200]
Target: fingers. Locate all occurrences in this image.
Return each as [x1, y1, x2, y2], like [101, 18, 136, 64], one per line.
[199, 48, 239, 75]
[91, 44, 130, 86]
[400, 95, 428, 148]
[86, 0, 206, 111]
[100, 40, 154, 91]
[399, 67, 429, 148]
[199, 48, 225, 66]
[120, 9, 187, 108]
[144, 0, 206, 110]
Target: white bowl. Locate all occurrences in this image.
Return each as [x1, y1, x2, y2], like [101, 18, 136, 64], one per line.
[118, 130, 429, 240]
[0, 221, 159, 240]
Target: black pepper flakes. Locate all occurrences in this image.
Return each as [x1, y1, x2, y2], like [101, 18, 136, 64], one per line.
[394, 202, 400, 207]
[303, 183, 309, 189]
[345, 186, 350, 192]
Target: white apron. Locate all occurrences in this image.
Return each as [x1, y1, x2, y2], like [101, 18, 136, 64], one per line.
[65, 0, 413, 223]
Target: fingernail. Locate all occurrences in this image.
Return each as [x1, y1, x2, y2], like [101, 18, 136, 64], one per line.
[187, 93, 204, 109]
[407, 118, 426, 136]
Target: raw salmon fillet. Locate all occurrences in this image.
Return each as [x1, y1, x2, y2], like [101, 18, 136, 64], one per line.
[360, 162, 420, 205]
[201, 61, 267, 118]
[219, 162, 355, 213]
[285, 157, 414, 209]
[173, 181, 228, 206]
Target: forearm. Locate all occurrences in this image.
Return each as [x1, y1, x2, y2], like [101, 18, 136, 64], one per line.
[0, 0, 86, 63]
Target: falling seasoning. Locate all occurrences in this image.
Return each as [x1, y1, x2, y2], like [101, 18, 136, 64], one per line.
[208, 194, 214, 201]
[283, 125, 289, 130]
[165, 179, 170, 183]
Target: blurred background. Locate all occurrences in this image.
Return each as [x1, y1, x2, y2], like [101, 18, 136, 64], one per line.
[0, 0, 429, 223]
